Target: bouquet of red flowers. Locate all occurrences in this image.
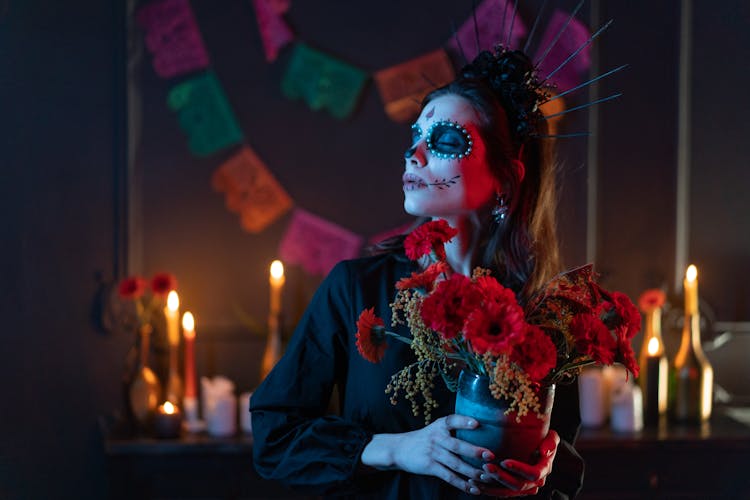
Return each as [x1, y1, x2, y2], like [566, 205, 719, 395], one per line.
[355, 220, 640, 423]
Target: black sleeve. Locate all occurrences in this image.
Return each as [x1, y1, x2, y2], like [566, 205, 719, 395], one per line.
[249, 262, 372, 496]
[536, 380, 584, 499]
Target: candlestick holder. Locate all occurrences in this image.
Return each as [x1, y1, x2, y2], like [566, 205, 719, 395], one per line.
[261, 314, 283, 380]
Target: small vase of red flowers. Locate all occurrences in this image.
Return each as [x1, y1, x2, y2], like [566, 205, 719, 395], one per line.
[355, 220, 640, 462]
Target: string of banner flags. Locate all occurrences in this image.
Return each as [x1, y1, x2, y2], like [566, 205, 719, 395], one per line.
[135, 0, 591, 277]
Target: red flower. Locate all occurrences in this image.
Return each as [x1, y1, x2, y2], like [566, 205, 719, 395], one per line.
[118, 276, 146, 299]
[510, 325, 557, 382]
[355, 308, 387, 363]
[463, 290, 527, 355]
[610, 292, 641, 340]
[570, 314, 617, 365]
[614, 325, 640, 378]
[151, 272, 177, 297]
[404, 220, 458, 261]
[396, 261, 450, 291]
[420, 274, 480, 339]
[638, 288, 666, 313]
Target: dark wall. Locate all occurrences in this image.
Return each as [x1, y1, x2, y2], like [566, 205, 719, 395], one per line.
[1, 0, 126, 498]
[2, 1, 749, 498]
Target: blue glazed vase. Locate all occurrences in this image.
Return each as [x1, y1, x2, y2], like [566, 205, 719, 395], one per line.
[454, 370, 555, 468]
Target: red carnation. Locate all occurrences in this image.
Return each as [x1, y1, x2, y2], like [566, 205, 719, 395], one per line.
[510, 325, 557, 382]
[463, 292, 527, 355]
[637, 288, 666, 313]
[151, 272, 177, 297]
[118, 276, 146, 299]
[570, 314, 617, 365]
[614, 325, 640, 378]
[420, 274, 480, 339]
[404, 219, 458, 261]
[396, 261, 450, 292]
[610, 291, 641, 340]
[355, 308, 387, 363]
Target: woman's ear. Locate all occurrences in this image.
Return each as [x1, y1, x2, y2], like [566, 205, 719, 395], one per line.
[511, 159, 526, 183]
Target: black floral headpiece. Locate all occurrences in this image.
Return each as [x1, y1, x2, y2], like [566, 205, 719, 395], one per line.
[451, 0, 624, 147]
[460, 47, 551, 146]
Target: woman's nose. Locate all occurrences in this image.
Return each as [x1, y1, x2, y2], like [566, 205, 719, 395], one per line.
[404, 142, 426, 167]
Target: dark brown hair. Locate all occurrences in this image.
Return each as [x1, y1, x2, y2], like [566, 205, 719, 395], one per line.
[423, 77, 560, 299]
[368, 65, 560, 299]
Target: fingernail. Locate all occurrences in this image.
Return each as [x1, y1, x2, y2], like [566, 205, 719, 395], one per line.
[480, 473, 488, 481]
[470, 486, 480, 495]
[466, 418, 477, 426]
[482, 450, 495, 461]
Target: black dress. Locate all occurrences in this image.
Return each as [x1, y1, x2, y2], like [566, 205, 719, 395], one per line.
[250, 252, 584, 499]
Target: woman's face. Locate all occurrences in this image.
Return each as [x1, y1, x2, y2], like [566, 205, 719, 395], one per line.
[403, 94, 498, 218]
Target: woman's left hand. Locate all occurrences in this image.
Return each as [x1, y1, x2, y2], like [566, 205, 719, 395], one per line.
[468, 430, 560, 497]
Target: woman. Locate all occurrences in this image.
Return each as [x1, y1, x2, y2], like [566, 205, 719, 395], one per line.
[250, 47, 584, 499]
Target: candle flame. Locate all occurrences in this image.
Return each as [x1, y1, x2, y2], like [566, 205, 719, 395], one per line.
[270, 260, 284, 279]
[167, 290, 180, 311]
[163, 401, 176, 414]
[182, 311, 195, 339]
[686, 264, 698, 283]
[647, 336, 660, 356]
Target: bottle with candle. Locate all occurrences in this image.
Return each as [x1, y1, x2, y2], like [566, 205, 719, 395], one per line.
[637, 289, 668, 426]
[128, 324, 162, 429]
[671, 265, 713, 422]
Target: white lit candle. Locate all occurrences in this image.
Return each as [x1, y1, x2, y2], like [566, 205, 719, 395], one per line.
[165, 291, 180, 346]
[182, 312, 197, 400]
[269, 260, 285, 318]
[684, 264, 699, 316]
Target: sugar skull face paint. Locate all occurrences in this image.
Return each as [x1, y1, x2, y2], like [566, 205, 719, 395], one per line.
[403, 94, 498, 218]
[407, 121, 473, 160]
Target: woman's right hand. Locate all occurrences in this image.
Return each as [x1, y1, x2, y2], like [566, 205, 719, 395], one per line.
[360, 414, 495, 495]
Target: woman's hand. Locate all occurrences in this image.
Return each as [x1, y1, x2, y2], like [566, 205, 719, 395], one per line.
[361, 414, 495, 495]
[468, 430, 560, 497]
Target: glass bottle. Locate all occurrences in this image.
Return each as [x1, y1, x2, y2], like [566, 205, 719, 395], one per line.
[129, 324, 162, 428]
[638, 307, 668, 425]
[671, 308, 713, 422]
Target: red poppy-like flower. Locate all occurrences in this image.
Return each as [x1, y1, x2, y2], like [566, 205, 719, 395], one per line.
[151, 272, 177, 297]
[355, 308, 387, 363]
[570, 314, 617, 365]
[118, 276, 146, 299]
[510, 325, 558, 382]
[420, 274, 480, 339]
[463, 291, 527, 355]
[638, 288, 666, 313]
[404, 219, 458, 261]
[396, 261, 450, 291]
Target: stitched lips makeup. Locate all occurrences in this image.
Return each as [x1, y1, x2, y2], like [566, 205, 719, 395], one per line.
[402, 173, 428, 191]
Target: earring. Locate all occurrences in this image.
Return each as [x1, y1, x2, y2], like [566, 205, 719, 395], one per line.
[491, 194, 508, 223]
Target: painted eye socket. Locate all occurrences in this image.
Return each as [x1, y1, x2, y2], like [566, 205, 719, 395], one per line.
[410, 123, 422, 145]
[425, 121, 473, 159]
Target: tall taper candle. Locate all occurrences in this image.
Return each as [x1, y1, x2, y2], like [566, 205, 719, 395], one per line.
[269, 260, 285, 317]
[684, 264, 699, 316]
[165, 291, 180, 346]
[165, 291, 182, 403]
[182, 312, 197, 400]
